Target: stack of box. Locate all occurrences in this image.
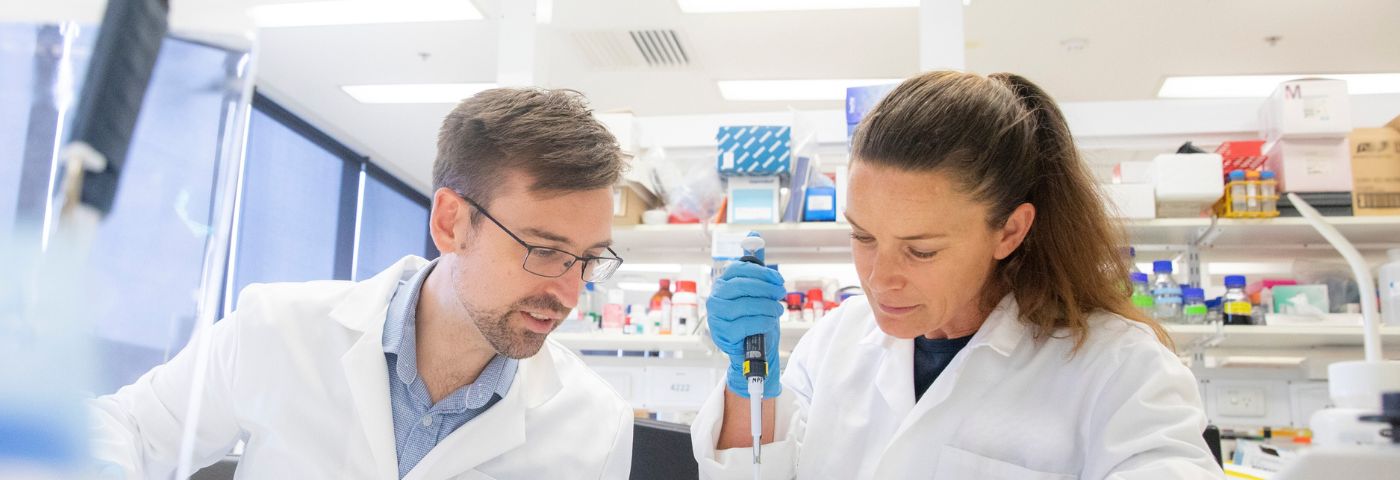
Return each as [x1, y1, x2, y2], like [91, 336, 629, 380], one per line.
[1348, 115, 1400, 216]
[1260, 79, 1355, 195]
[717, 126, 791, 224]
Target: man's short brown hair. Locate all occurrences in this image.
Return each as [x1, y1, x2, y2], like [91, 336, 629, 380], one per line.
[433, 87, 625, 219]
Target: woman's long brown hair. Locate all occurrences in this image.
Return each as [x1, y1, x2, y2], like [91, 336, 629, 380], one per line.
[851, 71, 1171, 352]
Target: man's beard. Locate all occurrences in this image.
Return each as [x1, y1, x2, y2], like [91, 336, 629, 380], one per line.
[464, 293, 568, 359]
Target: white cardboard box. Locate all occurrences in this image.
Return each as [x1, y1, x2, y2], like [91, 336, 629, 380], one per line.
[1102, 183, 1156, 219]
[1259, 78, 1352, 143]
[1152, 153, 1224, 218]
[1264, 137, 1355, 193]
[1152, 153, 1225, 202]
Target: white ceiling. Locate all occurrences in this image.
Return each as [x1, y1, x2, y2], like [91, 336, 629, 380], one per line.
[9, 0, 1400, 191]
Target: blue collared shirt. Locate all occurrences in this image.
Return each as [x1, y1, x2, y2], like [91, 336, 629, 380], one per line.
[382, 259, 519, 479]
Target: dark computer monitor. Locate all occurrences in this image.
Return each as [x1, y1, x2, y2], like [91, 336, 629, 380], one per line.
[632, 418, 700, 480]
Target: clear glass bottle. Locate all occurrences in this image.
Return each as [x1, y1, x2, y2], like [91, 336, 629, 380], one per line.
[1130, 272, 1155, 317]
[1151, 260, 1183, 323]
[1125, 247, 1143, 275]
[1182, 287, 1207, 325]
[1223, 275, 1254, 326]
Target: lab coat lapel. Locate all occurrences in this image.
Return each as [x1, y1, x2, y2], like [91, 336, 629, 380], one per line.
[332, 256, 428, 480]
[410, 340, 565, 480]
[862, 328, 915, 418]
[884, 295, 1026, 450]
[341, 329, 400, 479]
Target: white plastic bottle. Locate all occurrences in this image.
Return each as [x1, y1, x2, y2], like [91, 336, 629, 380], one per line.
[1382, 249, 1400, 327]
[670, 280, 699, 336]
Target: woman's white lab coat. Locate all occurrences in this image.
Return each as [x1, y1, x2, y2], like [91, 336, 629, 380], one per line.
[691, 294, 1223, 479]
[89, 256, 634, 479]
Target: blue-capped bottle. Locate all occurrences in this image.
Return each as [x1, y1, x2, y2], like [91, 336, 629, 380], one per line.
[1182, 287, 1207, 324]
[1130, 272, 1154, 317]
[1151, 260, 1183, 323]
[1223, 275, 1254, 326]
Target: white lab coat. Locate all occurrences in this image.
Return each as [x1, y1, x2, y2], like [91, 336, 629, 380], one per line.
[691, 294, 1222, 479]
[90, 256, 633, 479]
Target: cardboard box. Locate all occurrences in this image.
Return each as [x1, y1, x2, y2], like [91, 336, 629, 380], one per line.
[802, 185, 837, 222]
[726, 176, 781, 224]
[1349, 115, 1400, 216]
[1264, 137, 1354, 193]
[613, 181, 660, 226]
[1151, 153, 1224, 218]
[1258, 78, 1352, 143]
[1102, 183, 1156, 219]
[716, 126, 791, 176]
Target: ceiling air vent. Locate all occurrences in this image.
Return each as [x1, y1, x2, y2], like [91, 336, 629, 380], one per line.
[572, 29, 692, 69]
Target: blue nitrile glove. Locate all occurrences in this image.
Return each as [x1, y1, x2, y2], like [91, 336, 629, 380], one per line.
[707, 235, 785, 399]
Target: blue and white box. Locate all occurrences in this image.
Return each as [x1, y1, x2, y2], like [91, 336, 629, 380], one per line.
[727, 176, 781, 224]
[846, 83, 897, 145]
[802, 185, 837, 222]
[717, 126, 791, 176]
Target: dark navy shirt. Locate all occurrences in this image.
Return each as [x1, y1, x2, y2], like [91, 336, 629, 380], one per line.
[913, 335, 973, 402]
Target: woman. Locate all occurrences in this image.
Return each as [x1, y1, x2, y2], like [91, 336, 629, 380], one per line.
[692, 71, 1222, 479]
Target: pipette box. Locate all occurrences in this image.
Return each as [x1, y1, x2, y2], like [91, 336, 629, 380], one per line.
[716, 126, 791, 176]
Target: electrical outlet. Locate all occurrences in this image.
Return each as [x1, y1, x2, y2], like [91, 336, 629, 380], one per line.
[1219, 386, 1268, 417]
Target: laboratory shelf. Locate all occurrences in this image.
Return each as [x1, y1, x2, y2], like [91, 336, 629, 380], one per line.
[610, 216, 1400, 263]
[552, 324, 1400, 354]
[1123, 216, 1400, 249]
[1166, 324, 1400, 349]
[552, 332, 710, 352]
[552, 326, 813, 353]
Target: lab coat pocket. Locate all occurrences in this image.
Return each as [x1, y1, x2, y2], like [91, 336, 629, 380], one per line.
[934, 445, 1075, 480]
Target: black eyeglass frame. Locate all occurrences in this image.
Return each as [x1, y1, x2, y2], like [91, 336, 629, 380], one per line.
[456, 193, 624, 282]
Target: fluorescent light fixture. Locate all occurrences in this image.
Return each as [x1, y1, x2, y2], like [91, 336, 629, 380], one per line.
[678, 0, 916, 13]
[250, 0, 483, 28]
[718, 79, 901, 101]
[341, 83, 497, 104]
[1158, 73, 1400, 98]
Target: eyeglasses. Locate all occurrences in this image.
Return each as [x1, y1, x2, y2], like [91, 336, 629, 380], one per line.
[456, 193, 624, 282]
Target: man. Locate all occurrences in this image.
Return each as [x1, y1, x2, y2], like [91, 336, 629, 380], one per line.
[91, 88, 634, 479]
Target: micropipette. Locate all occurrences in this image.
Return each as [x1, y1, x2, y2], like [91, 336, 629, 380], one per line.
[738, 235, 767, 479]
